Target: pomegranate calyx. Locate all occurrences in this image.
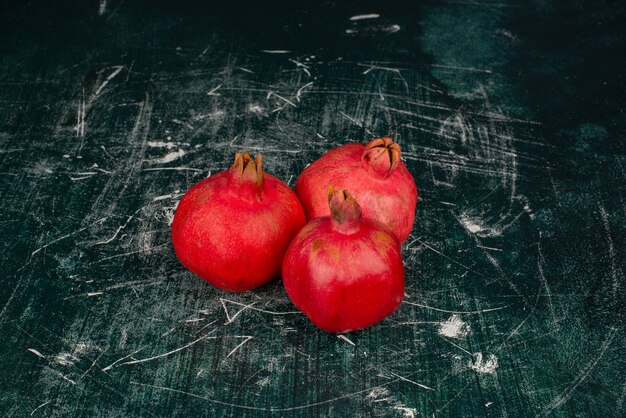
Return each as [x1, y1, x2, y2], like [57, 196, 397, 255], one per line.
[327, 185, 362, 234]
[361, 137, 401, 178]
[229, 151, 264, 189]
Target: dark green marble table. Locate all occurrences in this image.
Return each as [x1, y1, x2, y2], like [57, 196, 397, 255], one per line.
[1, 1, 624, 416]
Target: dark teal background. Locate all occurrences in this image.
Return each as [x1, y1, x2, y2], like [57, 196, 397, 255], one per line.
[1, 1, 624, 416]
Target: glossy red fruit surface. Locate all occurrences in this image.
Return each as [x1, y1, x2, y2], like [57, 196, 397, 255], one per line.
[172, 152, 306, 292]
[282, 187, 405, 333]
[295, 137, 418, 243]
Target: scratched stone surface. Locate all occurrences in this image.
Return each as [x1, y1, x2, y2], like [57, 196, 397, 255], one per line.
[1, 1, 625, 417]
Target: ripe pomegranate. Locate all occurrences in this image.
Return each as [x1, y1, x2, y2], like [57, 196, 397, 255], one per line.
[295, 137, 417, 243]
[172, 152, 306, 292]
[282, 187, 405, 333]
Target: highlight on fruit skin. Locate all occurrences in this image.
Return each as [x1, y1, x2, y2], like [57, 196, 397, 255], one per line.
[295, 137, 418, 243]
[171, 151, 306, 292]
[282, 186, 405, 333]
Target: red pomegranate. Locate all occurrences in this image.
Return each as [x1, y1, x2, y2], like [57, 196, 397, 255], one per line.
[295, 137, 417, 243]
[172, 152, 306, 292]
[282, 187, 405, 333]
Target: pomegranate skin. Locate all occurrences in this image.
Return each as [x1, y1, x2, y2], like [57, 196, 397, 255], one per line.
[282, 189, 404, 333]
[172, 153, 306, 292]
[295, 137, 417, 243]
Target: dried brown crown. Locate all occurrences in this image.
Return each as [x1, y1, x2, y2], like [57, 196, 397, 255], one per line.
[327, 185, 362, 234]
[361, 137, 401, 178]
[229, 151, 264, 189]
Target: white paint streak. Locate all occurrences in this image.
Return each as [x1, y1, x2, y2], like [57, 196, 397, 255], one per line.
[27, 348, 46, 359]
[394, 406, 418, 418]
[55, 352, 77, 366]
[151, 149, 186, 164]
[383, 24, 401, 33]
[337, 334, 356, 346]
[147, 141, 177, 149]
[469, 353, 499, 374]
[438, 314, 470, 339]
[459, 213, 484, 233]
[349, 13, 380, 21]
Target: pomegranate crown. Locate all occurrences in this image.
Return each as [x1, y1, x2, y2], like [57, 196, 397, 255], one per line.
[327, 185, 362, 234]
[361, 137, 401, 178]
[229, 151, 264, 189]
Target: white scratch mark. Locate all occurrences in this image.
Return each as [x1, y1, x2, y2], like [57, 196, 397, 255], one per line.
[237, 67, 255, 74]
[349, 13, 380, 21]
[206, 85, 221, 96]
[69, 174, 96, 181]
[296, 82, 314, 102]
[102, 345, 148, 371]
[538, 233, 558, 325]
[143, 167, 202, 172]
[289, 59, 311, 77]
[599, 203, 622, 306]
[429, 63, 493, 74]
[439, 336, 473, 355]
[30, 401, 51, 416]
[260, 50, 290, 54]
[542, 327, 618, 414]
[93, 208, 141, 246]
[57, 371, 76, 385]
[171, 118, 194, 129]
[220, 299, 256, 324]
[337, 334, 356, 346]
[131, 374, 416, 412]
[94, 65, 124, 97]
[404, 301, 507, 315]
[476, 244, 502, 251]
[87, 292, 103, 297]
[225, 336, 254, 359]
[438, 314, 470, 339]
[219, 298, 299, 321]
[121, 335, 213, 367]
[152, 194, 173, 201]
[183, 318, 204, 323]
[385, 370, 433, 391]
[339, 111, 373, 135]
[267, 91, 297, 108]
[469, 353, 499, 374]
[75, 88, 86, 142]
[31, 217, 107, 255]
[403, 237, 476, 272]
[98, 0, 107, 15]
